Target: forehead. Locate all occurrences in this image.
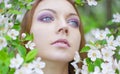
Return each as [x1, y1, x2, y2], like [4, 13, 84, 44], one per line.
[34, 0, 77, 15]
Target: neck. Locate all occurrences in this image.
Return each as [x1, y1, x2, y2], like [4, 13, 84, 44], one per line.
[42, 60, 69, 74]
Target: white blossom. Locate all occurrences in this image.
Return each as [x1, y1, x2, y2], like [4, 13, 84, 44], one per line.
[101, 47, 115, 62]
[0, 36, 7, 50]
[21, 33, 26, 38]
[16, 14, 24, 22]
[101, 62, 115, 74]
[106, 35, 119, 49]
[83, 59, 87, 65]
[10, 54, 24, 69]
[88, 49, 102, 61]
[74, 51, 81, 63]
[8, 22, 14, 28]
[113, 59, 120, 71]
[0, 25, 9, 34]
[71, 52, 81, 74]
[85, 32, 96, 43]
[4, 0, 12, 8]
[92, 28, 111, 40]
[71, 62, 81, 74]
[15, 66, 32, 74]
[31, 57, 46, 74]
[86, 43, 101, 50]
[25, 41, 36, 50]
[5, 3, 12, 8]
[90, 66, 102, 74]
[75, 68, 81, 74]
[112, 13, 120, 23]
[87, 0, 97, 6]
[7, 29, 19, 40]
[0, 14, 9, 25]
[81, 65, 89, 74]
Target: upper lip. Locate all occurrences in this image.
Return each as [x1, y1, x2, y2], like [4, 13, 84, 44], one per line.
[51, 39, 70, 47]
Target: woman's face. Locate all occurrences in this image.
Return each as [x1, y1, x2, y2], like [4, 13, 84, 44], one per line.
[30, 0, 81, 62]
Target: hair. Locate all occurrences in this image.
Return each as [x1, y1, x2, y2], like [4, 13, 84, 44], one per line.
[20, 0, 86, 74]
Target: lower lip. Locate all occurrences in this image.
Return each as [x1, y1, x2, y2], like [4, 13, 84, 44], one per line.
[52, 42, 69, 48]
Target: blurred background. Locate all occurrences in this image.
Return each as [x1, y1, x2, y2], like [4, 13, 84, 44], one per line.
[77, 0, 120, 34]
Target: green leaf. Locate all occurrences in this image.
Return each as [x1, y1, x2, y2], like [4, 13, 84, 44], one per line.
[26, 5, 32, 10]
[9, 51, 15, 59]
[8, 10, 22, 14]
[0, 50, 8, 62]
[75, 0, 84, 6]
[0, 61, 9, 74]
[86, 58, 92, 65]
[12, 23, 21, 30]
[0, 49, 10, 66]
[5, 35, 11, 41]
[88, 63, 94, 72]
[17, 45, 27, 58]
[114, 46, 120, 60]
[95, 40, 107, 46]
[1, 65, 9, 74]
[115, 69, 119, 74]
[75, 0, 82, 4]
[80, 46, 90, 53]
[9, 68, 15, 74]
[94, 58, 103, 67]
[25, 33, 34, 41]
[25, 49, 38, 62]
[107, 20, 113, 25]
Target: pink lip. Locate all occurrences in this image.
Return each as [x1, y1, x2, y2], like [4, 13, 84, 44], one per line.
[51, 39, 70, 48]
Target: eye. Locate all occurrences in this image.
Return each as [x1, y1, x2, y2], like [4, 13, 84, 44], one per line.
[67, 19, 79, 28]
[38, 14, 54, 23]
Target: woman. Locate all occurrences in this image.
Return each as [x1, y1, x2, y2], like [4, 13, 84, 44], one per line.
[20, 0, 86, 74]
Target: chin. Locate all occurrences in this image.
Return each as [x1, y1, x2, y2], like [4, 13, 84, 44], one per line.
[38, 52, 74, 63]
[48, 53, 74, 62]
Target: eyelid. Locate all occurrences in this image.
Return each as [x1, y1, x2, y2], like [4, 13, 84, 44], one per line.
[66, 14, 80, 22]
[67, 18, 80, 28]
[37, 9, 57, 19]
[37, 13, 55, 23]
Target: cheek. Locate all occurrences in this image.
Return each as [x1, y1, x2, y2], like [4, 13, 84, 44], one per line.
[71, 31, 81, 51]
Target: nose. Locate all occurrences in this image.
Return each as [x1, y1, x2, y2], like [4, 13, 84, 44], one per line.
[56, 20, 69, 35]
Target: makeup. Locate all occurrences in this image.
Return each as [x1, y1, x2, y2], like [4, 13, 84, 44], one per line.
[67, 18, 80, 28]
[37, 12, 54, 23]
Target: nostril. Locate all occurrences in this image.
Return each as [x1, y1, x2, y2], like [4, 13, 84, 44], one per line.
[58, 27, 69, 35]
[65, 29, 68, 33]
[58, 28, 62, 32]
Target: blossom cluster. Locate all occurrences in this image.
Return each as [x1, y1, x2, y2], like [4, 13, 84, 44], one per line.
[80, 10, 120, 73]
[0, 0, 46, 74]
[81, 28, 120, 74]
[75, 0, 98, 6]
[10, 54, 45, 74]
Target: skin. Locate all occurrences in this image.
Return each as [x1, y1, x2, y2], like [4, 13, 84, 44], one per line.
[30, 0, 81, 74]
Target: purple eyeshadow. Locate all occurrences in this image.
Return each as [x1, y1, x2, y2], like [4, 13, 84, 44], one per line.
[37, 13, 54, 23]
[68, 18, 80, 28]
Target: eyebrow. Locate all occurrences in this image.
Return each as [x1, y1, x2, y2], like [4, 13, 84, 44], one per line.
[38, 9, 78, 17]
[38, 9, 57, 14]
[67, 13, 78, 17]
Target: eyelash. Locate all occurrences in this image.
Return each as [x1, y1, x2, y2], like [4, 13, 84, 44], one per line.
[67, 19, 79, 28]
[38, 15, 79, 28]
[38, 15, 54, 23]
